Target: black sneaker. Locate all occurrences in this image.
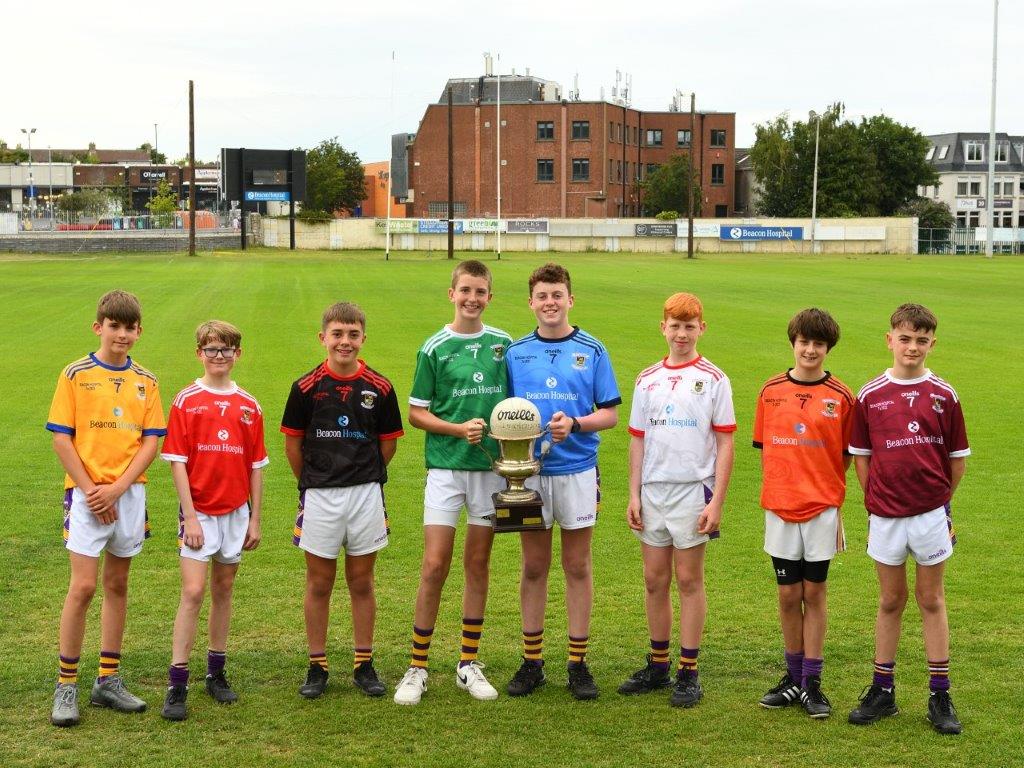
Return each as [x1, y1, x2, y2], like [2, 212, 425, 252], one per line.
[567, 662, 599, 700]
[299, 664, 329, 699]
[353, 660, 386, 697]
[205, 671, 239, 704]
[927, 690, 962, 735]
[799, 676, 832, 719]
[506, 659, 546, 697]
[617, 654, 671, 695]
[759, 673, 800, 708]
[161, 685, 188, 721]
[670, 673, 703, 708]
[848, 684, 898, 724]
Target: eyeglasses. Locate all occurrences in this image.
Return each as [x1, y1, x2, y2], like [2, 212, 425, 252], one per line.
[200, 347, 238, 359]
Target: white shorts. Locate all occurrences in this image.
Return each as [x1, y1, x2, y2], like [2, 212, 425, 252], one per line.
[867, 505, 955, 566]
[293, 484, 389, 559]
[764, 507, 842, 562]
[423, 469, 506, 528]
[524, 468, 599, 530]
[63, 483, 149, 559]
[635, 479, 717, 550]
[179, 504, 250, 564]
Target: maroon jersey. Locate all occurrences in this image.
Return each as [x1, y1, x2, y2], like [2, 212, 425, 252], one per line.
[849, 370, 969, 518]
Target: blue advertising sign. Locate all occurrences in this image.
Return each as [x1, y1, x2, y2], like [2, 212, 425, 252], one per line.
[244, 190, 290, 202]
[418, 219, 463, 234]
[720, 225, 803, 241]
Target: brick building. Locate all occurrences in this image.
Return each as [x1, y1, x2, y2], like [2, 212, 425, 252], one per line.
[396, 75, 735, 219]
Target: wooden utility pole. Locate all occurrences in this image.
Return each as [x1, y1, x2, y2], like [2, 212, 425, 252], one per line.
[687, 92, 695, 259]
[447, 85, 454, 259]
[188, 80, 196, 256]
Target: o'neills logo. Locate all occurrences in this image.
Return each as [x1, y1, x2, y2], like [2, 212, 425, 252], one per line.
[497, 408, 536, 422]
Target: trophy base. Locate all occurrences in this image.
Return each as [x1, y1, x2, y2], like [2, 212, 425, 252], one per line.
[490, 492, 545, 533]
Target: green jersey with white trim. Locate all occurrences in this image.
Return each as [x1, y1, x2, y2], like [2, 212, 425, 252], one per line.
[409, 325, 512, 470]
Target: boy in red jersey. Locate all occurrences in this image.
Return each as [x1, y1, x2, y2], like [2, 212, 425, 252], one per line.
[753, 309, 854, 719]
[618, 292, 735, 708]
[281, 302, 403, 700]
[847, 304, 969, 735]
[159, 321, 269, 721]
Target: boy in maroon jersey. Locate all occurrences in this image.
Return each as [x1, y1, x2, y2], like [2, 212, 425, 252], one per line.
[160, 320, 269, 721]
[281, 302, 403, 700]
[847, 304, 969, 735]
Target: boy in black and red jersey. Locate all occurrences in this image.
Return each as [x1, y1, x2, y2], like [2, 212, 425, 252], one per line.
[847, 304, 969, 735]
[280, 302, 404, 700]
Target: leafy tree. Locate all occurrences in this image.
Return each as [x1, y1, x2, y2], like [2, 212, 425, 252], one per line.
[303, 137, 366, 215]
[749, 114, 800, 217]
[139, 142, 167, 164]
[641, 154, 700, 217]
[146, 179, 178, 227]
[654, 210, 679, 221]
[57, 189, 118, 216]
[859, 115, 938, 215]
[0, 141, 29, 163]
[897, 196, 954, 229]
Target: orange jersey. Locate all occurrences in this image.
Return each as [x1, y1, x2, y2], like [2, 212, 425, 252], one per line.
[46, 354, 167, 489]
[753, 371, 854, 522]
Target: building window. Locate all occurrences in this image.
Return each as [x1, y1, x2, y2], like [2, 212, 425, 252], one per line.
[710, 129, 727, 147]
[571, 121, 590, 140]
[536, 121, 554, 141]
[956, 213, 967, 228]
[938, 145, 949, 160]
[609, 121, 615, 142]
[711, 163, 725, 185]
[1000, 180, 1015, 196]
[999, 211, 1013, 228]
[970, 181, 981, 196]
[956, 180, 968, 196]
[536, 159, 554, 182]
[965, 141, 984, 162]
[616, 160, 622, 182]
[572, 158, 590, 182]
[925, 146, 936, 160]
[677, 129, 691, 147]
[968, 212, 980, 228]
[715, 204, 728, 217]
[427, 201, 467, 217]
[995, 143, 1009, 162]
[646, 163, 659, 177]
[646, 129, 662, 147]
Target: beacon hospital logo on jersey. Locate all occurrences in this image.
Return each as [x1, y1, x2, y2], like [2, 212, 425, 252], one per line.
[524, 375, 578, 402]
[647, 403, 698, 428]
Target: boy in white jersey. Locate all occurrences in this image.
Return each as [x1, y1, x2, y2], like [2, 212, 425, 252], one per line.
[394, 260, 511, 706]
[619, 292, 735, 707]
[160, 321, 269, 721]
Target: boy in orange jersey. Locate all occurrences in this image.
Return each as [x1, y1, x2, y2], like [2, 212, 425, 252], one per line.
[46, 290, 167, 727]
[753, 308, 854, 719]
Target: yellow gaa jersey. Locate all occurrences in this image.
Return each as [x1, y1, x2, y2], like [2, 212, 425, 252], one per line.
[46, 354, 167, 489]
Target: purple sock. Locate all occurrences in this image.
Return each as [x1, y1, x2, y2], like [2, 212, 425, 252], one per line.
[677, 647, 699, 680]
[207, 649, 226, 677]
[785, 650, 804, 684]
[650, 639, 670, 673]
[169, 663, 189, 687]
[873, 660, 895, 690]
[801, 657, 823, 688]
[928, 659, 950, 692]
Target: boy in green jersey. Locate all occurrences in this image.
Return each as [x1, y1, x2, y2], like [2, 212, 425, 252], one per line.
[394, 260, 512, 705]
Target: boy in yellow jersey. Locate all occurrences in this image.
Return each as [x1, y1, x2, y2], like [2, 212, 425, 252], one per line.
[46, 290, 166, 727]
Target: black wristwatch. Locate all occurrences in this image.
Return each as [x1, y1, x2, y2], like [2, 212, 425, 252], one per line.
[570, 417, 582, 434]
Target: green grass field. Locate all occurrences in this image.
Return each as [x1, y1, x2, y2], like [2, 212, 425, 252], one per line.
[1, 249, 1021, 768]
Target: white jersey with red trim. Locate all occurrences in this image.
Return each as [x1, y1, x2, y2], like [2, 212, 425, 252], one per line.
[161, 380, 269, 516]
[628, 355, 737, 484]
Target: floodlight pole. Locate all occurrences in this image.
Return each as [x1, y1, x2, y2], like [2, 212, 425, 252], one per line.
[810, 111, 821, 255]
[48, 145, 53, 220]
[986, 0, 999, 259]
[20, 127, 36, 214]
[386, 50, 395, 261]
[688, 93, 695, 259]
[188, 80, 196, 257]
[496, 54, 502, 260]
[447, 85, 454, 260]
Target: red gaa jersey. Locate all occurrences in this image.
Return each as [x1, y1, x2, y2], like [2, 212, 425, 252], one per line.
[161, 380, 269, 515]
[849, 370, 969, 518]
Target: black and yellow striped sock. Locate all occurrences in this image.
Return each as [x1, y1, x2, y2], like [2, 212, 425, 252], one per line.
[459, 617, 483, 667]
[309, 651, 328, 672]
[568, 635, 589, 666]
[523, 629, 544, 665]
[58, 655, 79, 685]
[98, 650, 120, 681]
[410, 626, 433, 669]
[650, 639, 671, 672]
[353, 647, 373, 670]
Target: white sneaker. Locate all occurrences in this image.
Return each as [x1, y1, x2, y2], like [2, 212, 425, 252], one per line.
[393, 667, 428, 706]
[456, 661, 498, 701]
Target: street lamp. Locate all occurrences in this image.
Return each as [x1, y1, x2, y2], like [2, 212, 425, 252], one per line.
[20, 127, 36, 214]
[808, 111, 821, 254]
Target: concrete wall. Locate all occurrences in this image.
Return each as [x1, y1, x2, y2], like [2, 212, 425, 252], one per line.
[0, 232, 245, 254]
[258, 216, 917, 254]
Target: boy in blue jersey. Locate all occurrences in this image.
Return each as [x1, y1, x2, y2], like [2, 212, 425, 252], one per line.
[504, 263, 621, 700]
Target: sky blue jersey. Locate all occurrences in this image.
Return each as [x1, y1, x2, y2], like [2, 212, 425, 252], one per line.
[506, 327, 621, 475]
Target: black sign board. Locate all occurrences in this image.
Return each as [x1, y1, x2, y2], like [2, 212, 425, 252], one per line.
[221, 148, 307, 250]
[507, 219, 549, 233]
[635, 222, 678, 237]
[140, 169, 168, 181]
[253, 169, 288, 186]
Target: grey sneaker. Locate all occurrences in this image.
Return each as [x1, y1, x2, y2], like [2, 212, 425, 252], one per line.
[90, 676, 147, 713]
[51, 683, 80, 727]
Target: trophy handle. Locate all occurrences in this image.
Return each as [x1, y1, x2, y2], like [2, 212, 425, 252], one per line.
[476, 421, 498, 464]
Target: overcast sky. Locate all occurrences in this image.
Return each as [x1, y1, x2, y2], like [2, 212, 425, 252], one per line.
[4, 0, 1020, 163]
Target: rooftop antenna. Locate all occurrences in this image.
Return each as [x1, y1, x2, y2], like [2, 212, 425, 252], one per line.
[623, 73, 632, 106]
[571, 73, 580, 101]
[483, 51, 493, 76]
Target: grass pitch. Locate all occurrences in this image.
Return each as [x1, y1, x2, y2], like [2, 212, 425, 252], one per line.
[0, 249, 1021, 768]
